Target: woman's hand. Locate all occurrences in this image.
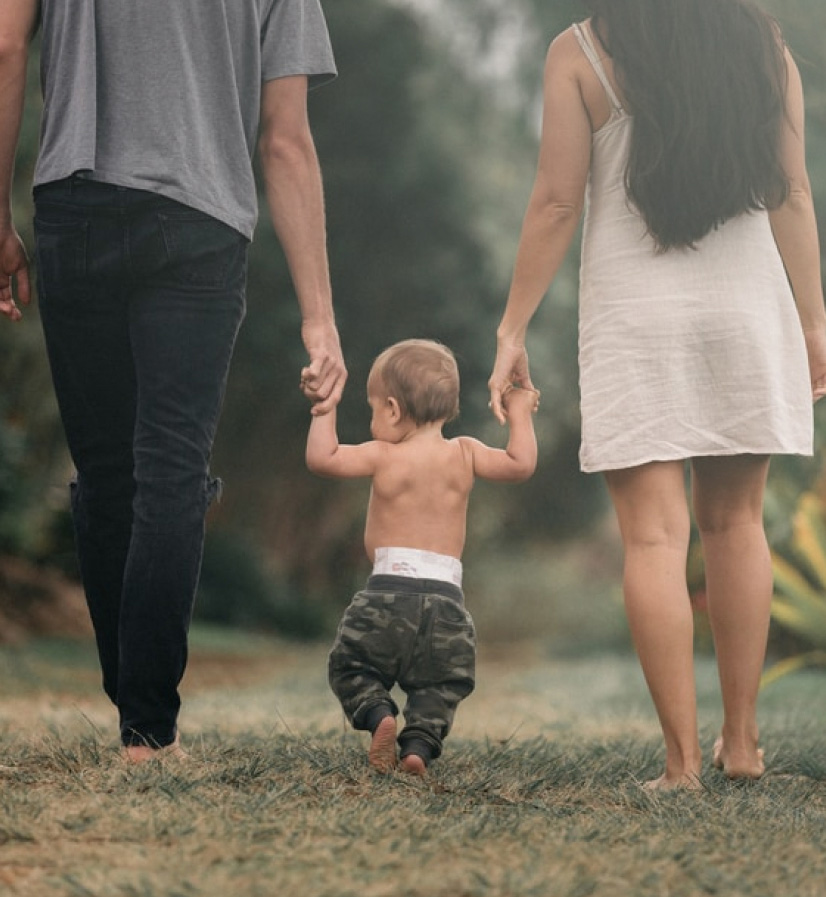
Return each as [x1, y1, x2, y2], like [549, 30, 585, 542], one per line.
[488, 340, 536, 424]
[804, 326, 826, 402]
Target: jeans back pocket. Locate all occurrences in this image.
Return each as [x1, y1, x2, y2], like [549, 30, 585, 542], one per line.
[157, 211, 248, 290]
[33, 215, 89, 304]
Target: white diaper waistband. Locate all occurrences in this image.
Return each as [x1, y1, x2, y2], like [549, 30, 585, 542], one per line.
[372, 547, 463, 587]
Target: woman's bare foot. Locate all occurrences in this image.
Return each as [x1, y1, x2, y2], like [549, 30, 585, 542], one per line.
[122, 735, 188, 765]
[400, 753, 427, 776]
[712, 736, 764, 780]
[642, 771, 702, 792]
[368, 716, 397, 773]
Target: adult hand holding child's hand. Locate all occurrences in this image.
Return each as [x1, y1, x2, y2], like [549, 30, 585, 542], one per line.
[488, 339, 535, 425]
[300, 318, 347, 414]
[501, 384, 541, 417]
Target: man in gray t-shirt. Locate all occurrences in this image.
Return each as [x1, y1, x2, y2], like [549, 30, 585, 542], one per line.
[0, 0, 346, 762]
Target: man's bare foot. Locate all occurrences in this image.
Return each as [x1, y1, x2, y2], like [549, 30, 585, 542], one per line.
[400, 753, 427, 776]
[368, 716, 397, 773]
[122, 735, 188, 765]
[642, 772, 702, 792]
[712, 736, 764, 780]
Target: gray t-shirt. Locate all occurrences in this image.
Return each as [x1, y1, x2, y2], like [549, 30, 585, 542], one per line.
[35, 0, 336, 238]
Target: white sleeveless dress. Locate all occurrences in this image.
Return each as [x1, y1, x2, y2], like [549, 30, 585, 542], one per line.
[573, 23, 813, 473]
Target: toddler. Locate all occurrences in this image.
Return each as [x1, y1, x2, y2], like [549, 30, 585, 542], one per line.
[306, 339, 538, 773]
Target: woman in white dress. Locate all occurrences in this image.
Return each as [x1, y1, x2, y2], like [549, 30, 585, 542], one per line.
[489, 0, 826, 788]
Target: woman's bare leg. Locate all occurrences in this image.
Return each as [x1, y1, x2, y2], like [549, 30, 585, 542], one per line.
[691, 455, 771, 779]
[605, 462, 702, 789]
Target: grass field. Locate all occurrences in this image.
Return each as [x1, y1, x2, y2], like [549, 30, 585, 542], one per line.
[1, 628, 825, 897]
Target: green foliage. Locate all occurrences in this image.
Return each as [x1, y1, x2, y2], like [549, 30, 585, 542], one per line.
[212, 0, 596, 601]
[0, 39, 68, 562]
[3, 1, 826, 634]
[0, 368, 71, 562]
[0, 408, 27, 550]
[765, 486, 826, 685]
[196, 531, 329, 639]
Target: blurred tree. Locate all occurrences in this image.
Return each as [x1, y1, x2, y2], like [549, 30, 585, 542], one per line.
[0, 43, 73, 567]
[210, 0, 598, 606]
[2, 1, 825, 628]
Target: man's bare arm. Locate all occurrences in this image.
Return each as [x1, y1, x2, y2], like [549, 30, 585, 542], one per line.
[0, 0, 38, 320]
[258, 75, 346, 413]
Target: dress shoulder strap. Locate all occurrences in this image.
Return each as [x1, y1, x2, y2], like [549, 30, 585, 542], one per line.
[572, 21, 624, 117]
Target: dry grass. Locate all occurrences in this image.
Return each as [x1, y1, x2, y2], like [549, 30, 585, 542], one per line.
[1, 629, 826, 897]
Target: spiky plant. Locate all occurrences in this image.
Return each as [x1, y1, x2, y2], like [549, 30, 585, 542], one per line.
[764, 490, 826, 686]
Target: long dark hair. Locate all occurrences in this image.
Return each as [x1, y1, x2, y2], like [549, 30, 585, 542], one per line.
[582, 0, 789, 250]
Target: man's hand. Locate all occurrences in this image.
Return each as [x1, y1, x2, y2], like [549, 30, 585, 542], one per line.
[0, 226, 30, 321]
[300, 318, 347, 415]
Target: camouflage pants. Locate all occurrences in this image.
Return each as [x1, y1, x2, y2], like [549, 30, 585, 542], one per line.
[328, 575, 476, 759]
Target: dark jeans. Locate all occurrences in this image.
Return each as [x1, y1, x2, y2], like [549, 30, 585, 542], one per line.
[34, 177, 248, 747]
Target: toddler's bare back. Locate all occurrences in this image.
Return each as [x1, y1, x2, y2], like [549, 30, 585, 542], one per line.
[364, 436, 473, 560]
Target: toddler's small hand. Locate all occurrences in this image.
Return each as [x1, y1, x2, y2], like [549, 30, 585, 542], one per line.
[502, 385, 541, 415]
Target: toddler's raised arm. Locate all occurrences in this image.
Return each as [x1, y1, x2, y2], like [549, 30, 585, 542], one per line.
[306, 408, 384, 479]
[462, 386, 539, 483]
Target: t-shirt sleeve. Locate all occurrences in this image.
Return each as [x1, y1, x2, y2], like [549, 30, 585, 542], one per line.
[261, 0, 337, 88]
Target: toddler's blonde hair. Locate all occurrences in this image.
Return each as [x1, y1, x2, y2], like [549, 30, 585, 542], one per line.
[368, 339, 460, 425]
